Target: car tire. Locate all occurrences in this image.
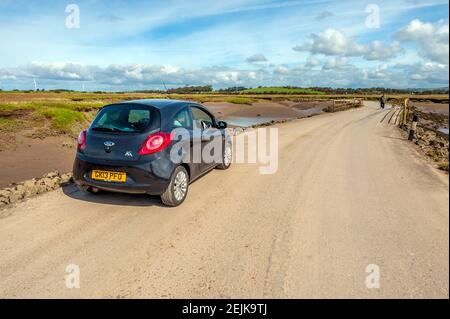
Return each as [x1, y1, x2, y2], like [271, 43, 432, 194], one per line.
[161, 166, 189, 207]
[216, 142, 232, 170]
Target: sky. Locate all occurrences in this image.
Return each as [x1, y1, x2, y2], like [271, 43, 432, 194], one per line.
[0, 0, 448, 91]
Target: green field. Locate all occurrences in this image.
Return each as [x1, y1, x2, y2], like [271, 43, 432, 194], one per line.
[242, 87, 324, 94]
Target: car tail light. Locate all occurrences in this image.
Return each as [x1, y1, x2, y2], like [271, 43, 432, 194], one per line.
[77, 130, 87, 152]
[139, 132, 174, 155]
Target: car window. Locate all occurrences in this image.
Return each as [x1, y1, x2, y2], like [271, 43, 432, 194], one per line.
[172, 108, 192, 128]
[191, 106, 214, 129]
[129, 109, 150, 124]
[91, 104, 160, 133]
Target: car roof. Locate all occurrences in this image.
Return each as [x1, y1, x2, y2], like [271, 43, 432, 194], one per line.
[119, 99, 194, 110]
[100, 99, 216, 130]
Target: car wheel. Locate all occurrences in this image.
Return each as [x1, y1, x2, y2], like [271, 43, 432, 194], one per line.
[216, 142, 232, 170]
[161, 166, 189, 207]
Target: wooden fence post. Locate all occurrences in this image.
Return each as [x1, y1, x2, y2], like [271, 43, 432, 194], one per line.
[403, 98, 409, 127]
[408, 114, 418, 141]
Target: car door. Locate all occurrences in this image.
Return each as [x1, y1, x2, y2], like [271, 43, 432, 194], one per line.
[169, 107, 202, 179]
[190, 105, 222, 172]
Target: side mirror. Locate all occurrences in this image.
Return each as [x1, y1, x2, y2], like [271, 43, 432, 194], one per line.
[217, 120, 227, 129]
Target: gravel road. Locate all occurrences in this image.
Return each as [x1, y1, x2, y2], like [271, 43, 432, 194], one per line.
[0, 101, 448, 298]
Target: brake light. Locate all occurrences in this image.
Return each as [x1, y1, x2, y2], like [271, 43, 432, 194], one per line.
[77, 130, 87, 152]
[139, 132, 174, 155]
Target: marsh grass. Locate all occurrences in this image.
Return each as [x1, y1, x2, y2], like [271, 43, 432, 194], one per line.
[38, 108, 85, 132]
[0, 102, 94, 135]
[242, 87, 324, 95]
[0, 91, 448, 139]
[226, 97, 253, 105]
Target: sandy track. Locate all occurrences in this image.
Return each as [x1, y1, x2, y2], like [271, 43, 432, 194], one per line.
[0, 102, 448, 298]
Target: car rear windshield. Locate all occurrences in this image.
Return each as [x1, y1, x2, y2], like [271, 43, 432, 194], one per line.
[91, 104, 160, 133]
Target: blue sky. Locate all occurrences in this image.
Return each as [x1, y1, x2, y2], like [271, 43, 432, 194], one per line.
[0, 0, 448, 90]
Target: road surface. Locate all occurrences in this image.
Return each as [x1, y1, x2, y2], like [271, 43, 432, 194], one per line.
[0, 102, 448, 298]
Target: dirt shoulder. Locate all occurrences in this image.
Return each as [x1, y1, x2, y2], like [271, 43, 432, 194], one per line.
[0, 132, 76, 187]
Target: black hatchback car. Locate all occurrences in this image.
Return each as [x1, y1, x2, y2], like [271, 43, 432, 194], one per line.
[73, 99, 232, 206]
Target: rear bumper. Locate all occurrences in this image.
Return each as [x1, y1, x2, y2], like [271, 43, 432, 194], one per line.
[72, 155, 172, 195]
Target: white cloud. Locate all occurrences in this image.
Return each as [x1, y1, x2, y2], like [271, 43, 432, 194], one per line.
[294, 28, 366, 57]
[364, 41, 403, 61]
[395, 19, 449, 64]
[305, 55, 321, 68]
[15, 62, 95, 81]
[245, 54, 268, 63]
[273, 65, 290, 74]
[322, 57, 353, 71]
[388, 61, 448, 86]
[0, 59, 447, 90]
[293, 28, 403, 61]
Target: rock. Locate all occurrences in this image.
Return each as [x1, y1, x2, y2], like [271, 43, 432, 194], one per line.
[14, 185, 26, 200]
[42, 177, 56, 191]
[36, 180, 48, 194]
[0, 170, 74, 206]
[61, 173, 72, 183]
[8, 192, 20, 204]
[0, 196, 9, 205]
[55, 176, 62, 185]
[23, 179, 39, 197]
[0, 189, 11, 198]
[45, 171, 60, 179]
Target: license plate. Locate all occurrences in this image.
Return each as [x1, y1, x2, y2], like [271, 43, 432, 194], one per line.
[91, 170, 126, 183]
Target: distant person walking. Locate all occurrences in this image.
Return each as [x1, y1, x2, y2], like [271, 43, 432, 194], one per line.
[380, 94, 386, 109]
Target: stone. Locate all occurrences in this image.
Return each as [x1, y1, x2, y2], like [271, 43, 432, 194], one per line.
[8, 192, 20, 204]
[0, 189, 11, 198]
[14, 185, 26, 200]
[42, 177, 56, 190]
[45, 171, 60, 179]
[0, 196, 9, 205]
[61, 173, 73, 183]
[23, 179, 39, 197]
[0, 170, 75, 205]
